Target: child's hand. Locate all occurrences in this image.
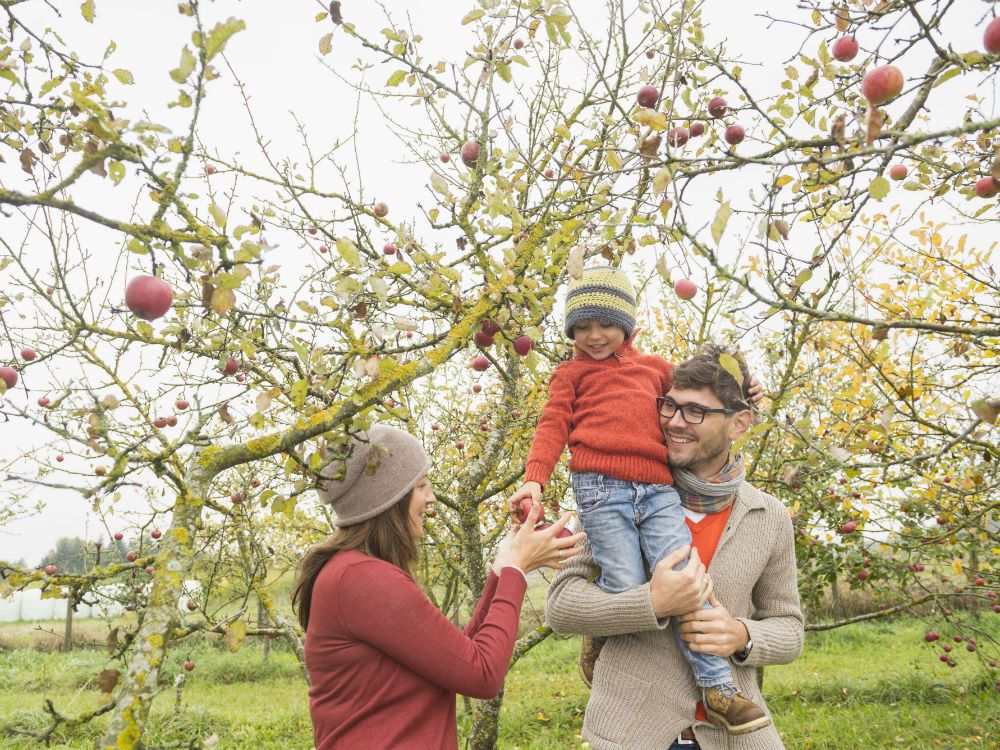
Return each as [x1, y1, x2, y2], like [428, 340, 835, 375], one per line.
[747, 375, 764, 407]
[507, 482, 542, 522]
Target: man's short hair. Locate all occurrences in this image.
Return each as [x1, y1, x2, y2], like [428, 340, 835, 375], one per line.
[672, 343, 752, 411]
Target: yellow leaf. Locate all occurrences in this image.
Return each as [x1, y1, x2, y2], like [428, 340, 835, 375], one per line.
[336, 237, 361, 268]
[208, 203, 226, 227]
[224, 621, 247, 652]
[462, 9, 485, 24]
[634, 108, 669, 132]
[211, 287, 236, 317]
[951, 558, 963, 576]
[718, 352, 744, 389]
[652, 166, 672, 193]
[112, 69, 134, 85]
[774, 175, 794, 190]
[710, 201, 731, 245]
[387, 70, 407, 87]
[81, 0, 95, 23]
[255, 392, 273, 413]
[318, 33, 333, 55]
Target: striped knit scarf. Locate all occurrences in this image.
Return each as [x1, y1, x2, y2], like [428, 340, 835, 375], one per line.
[672, 452, 746, 514]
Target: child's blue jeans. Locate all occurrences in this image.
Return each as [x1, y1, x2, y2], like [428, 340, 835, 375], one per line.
[572, 471, 733, 688]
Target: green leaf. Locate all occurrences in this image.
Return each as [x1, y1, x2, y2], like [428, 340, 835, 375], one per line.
[112, 68, 134, 85]
[224, 621, 247, 652]
[718, 353, 744, 389]
[205, 17, 247, 61]
[386, 70, 407, 87]
[208, 203, 226, 228]
[868, 176, 890, 200]
[108, 161, 125, 185]
[710, 201, 731, 245]
[461, 9, 485, 24]
[291, 378, 309, 407]
[932, 66, 962, 89]
[80, 0, 95, 23]
[387, 261, 411, 275]
[652, 166, 672, 193]
[496, 61, 512, 83]
[127, 238, 149, 255]
[170, 47, 197, 84]
[335, 237, 361, 268]
[430, 171, 451, 198]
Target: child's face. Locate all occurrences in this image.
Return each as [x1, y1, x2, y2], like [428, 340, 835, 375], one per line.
[572, 320, 626, 360]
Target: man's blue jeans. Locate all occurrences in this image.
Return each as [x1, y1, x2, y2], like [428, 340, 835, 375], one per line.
[572, 471, 733, 688]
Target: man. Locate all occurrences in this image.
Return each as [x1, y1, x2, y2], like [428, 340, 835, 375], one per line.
[545, 344, 804, 750]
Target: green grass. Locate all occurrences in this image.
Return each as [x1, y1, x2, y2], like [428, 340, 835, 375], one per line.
[0, 615, 997, 749]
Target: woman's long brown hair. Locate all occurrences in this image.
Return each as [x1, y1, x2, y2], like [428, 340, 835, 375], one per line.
[292, 492, 417, 631]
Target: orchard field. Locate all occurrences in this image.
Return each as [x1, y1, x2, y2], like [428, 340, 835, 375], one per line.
[1, 0, 999, 748]
[1, 578, 997, 749]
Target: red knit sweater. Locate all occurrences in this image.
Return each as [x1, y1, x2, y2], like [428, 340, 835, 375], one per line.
[305, 549, 527, 750]
[525, 335, 674, 487]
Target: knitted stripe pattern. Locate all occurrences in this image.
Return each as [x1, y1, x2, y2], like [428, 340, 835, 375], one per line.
[564, 266, 637, 339]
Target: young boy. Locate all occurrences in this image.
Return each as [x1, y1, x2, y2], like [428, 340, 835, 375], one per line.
[507, 265, 769, 735]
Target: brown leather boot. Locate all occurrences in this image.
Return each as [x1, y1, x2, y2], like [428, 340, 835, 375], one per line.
[704, 684, 771, 735]
[578, 635, 604, 688]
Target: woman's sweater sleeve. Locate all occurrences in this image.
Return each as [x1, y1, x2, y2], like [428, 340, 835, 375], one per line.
[335, 561, 527, 699]
[524, 364, 576, 487]
[463, 571, 500, 636]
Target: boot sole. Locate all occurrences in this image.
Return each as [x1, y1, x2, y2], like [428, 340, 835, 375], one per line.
[706, 709, 771, 735]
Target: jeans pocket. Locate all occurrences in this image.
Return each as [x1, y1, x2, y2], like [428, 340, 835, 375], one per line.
[572, 473, 610, 513]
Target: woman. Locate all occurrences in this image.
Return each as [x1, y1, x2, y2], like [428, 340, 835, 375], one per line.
[293, 424, 584, 750]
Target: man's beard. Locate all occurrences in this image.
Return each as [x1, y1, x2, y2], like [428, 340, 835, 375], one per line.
[668, 427, 730, 476]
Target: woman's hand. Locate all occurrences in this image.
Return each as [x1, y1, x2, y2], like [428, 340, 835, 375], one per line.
[747, 375, 764, 407]
[493, 502, 585, 574]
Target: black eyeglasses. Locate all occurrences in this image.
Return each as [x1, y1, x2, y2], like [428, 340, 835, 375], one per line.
[656, 397, 744, 424]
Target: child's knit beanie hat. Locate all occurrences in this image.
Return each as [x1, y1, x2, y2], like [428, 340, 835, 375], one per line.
[318, 425, 431, 526]
[563, 265, 637, 339]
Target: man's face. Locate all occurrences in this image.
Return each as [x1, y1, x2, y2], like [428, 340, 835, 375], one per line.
[660, 386, 741, 473]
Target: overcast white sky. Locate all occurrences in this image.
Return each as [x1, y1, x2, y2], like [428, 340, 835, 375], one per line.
[1, 1, 992, 565]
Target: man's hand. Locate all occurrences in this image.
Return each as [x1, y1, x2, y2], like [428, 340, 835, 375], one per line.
[676, 592, 750, 657]
[506, 482, 542, 520]
[649, 546, 712, 618]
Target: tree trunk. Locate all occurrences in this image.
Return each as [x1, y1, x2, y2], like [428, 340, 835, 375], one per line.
[62, 591, 74, 653]
[258, 597, 271, 662]
[468, 687, 505, 750]
[829, 574, 843, 620]
[98, 474, 208, 750]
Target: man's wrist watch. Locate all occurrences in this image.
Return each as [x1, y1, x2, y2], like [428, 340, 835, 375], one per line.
[735, 638, 753, 660]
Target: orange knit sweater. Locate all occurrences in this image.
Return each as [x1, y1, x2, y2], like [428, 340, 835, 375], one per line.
[524, 335, 674, 487]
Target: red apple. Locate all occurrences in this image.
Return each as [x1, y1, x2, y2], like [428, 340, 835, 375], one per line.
[455, 440, 465, 450]
[514, 498, 534, 523]
[471, 355, 490, 371]
[37, 396, 50, 407]
[175, 399, 189, 410]
[125, 275, 173, 321]
[513, 335, 534, 356]
[924, 631, 939, 642]
[431, 423, 439, 431]
[235, 374, 245, 382]
[383, 243, 397, 255]
[840, 520, 858, 534]
[222, 357, 239, 376]
[373, 202, 389, 218]
[975, 176, 999, 198]
[645, 49, 655, 59]
[831, 36, 859, 62]
[534, 522, 574, 539]
[857, 569, 869, 581]
[126, 551, 137, 562]
[308, 226, 318, 235]
[667, 127, 689, 147]
[472, 383, 483, 394]
[153, 417, 167, 428]
[513, 38, 524, 50]
[151, 529, 162, 539]
[473, 330, 494, 348]
[45, 286, 54, 295]
[114, 532, 124, 541]
[544, 168, 554, 179]
[689, 121, 705, 137]
[20, 348, 36, 361]
[461, 140, 483, 168]
[0, 367, 18, 389]
[637, 85, 659, 108]
[674, 279, 698, 300]
[439, 152, 450, 163]
[95, 466, 107, 476]
[943, 644, 953, 652]
[205, 165, 216, 175]
[186, 601, 198, 611]
[231, 492, 243, 504]
[145, 566, 155, 575]
[975, 577, 986, 586]
[984, 17, 1000, 54]
[44, 564, 57, 575]
[861, 65, 904, 105]
[889, 164, 907, 181]
[55, 454, 64, 462]
[318, 245, 328, 254]
[184, 660, 196, 671]
[481, 319, 501, 337]
[724, 124, 745, 145]
[708, 96, 727, 118]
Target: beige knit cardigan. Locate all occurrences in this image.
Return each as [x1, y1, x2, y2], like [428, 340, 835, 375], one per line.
[545, 482, 804, 750]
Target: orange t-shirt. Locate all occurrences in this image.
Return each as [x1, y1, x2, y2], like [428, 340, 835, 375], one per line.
[686, 505, 734, 724]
